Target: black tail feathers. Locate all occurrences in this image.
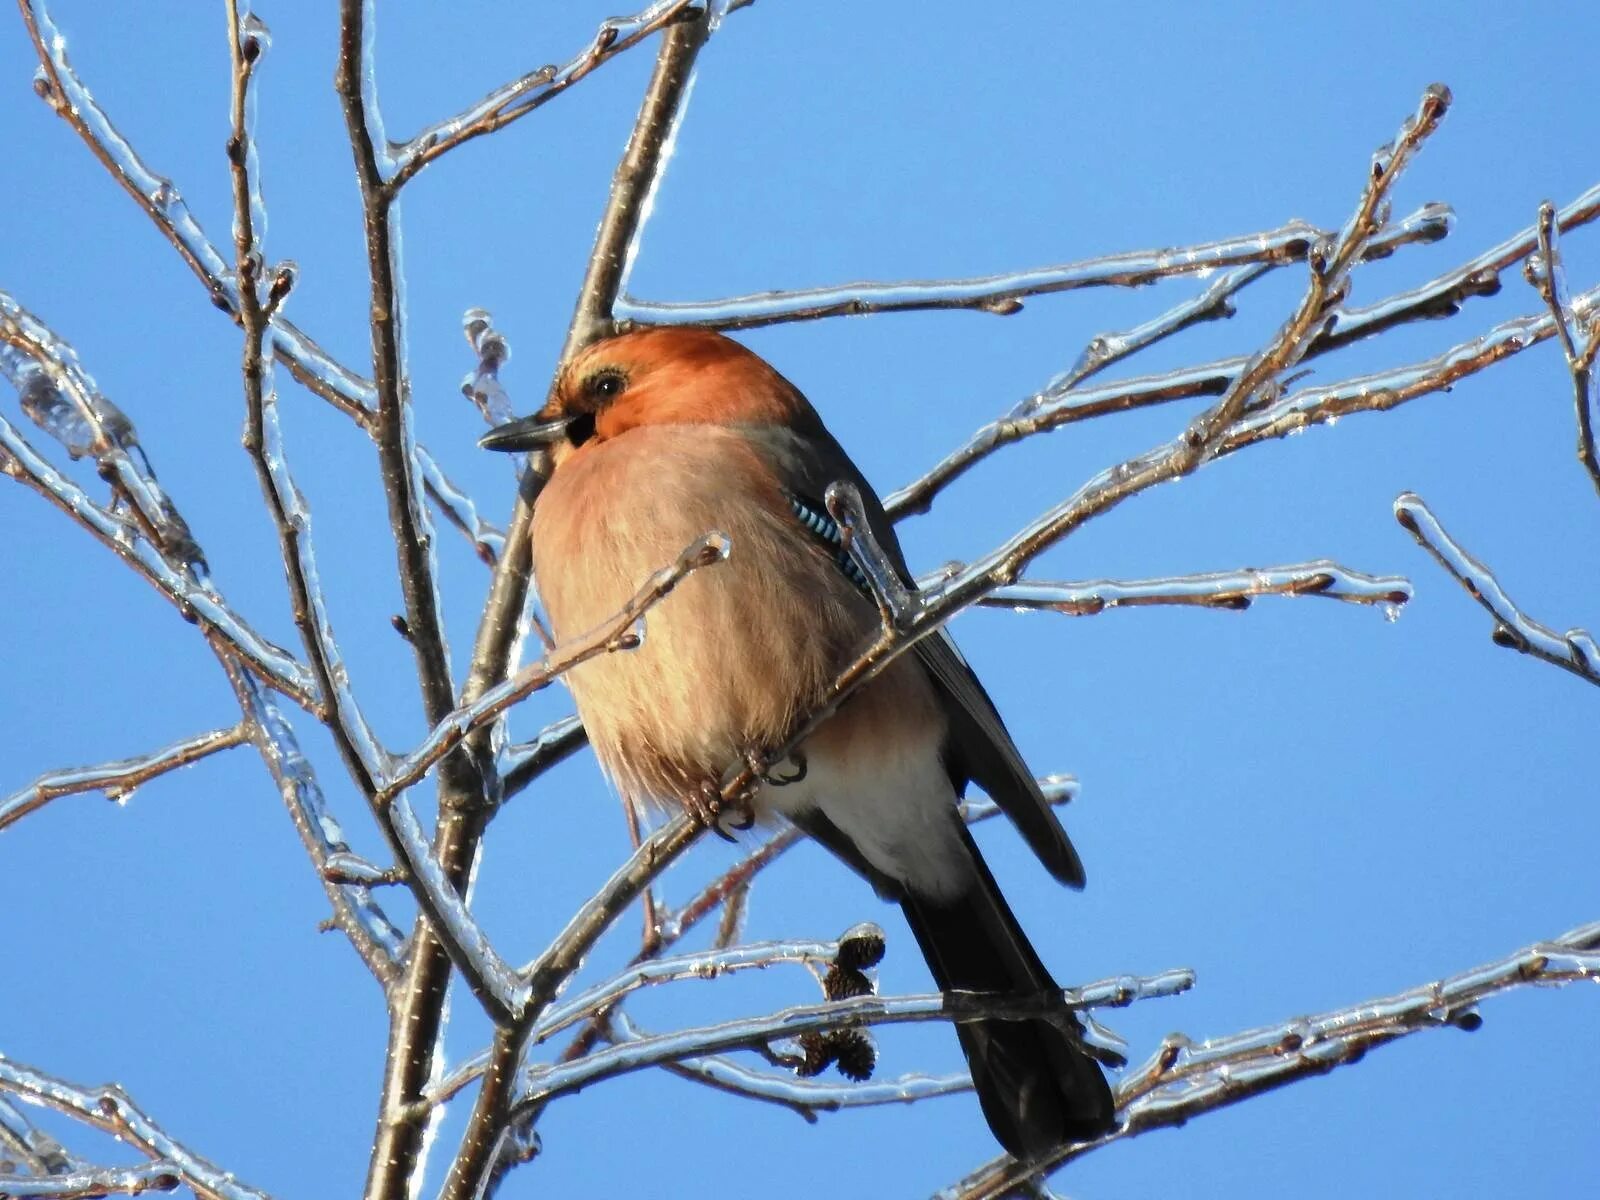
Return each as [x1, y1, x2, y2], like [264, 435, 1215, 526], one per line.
[900, 828, 1114, 1159]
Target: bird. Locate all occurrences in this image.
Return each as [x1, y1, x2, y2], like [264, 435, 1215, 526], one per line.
[480, 326, 1114, 1158]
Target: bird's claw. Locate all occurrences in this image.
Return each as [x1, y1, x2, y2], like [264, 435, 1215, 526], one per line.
[751, 748, 807, 788]
[689, 780, 754, 842]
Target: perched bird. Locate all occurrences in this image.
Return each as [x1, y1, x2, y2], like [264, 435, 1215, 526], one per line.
[481, 327, 1114, 1157]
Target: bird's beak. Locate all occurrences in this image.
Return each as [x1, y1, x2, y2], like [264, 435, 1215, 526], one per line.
[478, 413, 575, 452]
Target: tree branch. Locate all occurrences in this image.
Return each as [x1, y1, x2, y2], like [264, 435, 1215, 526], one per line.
[0, 1163, 182, 1198]
[227, 1, 389, 780]
[615, 203, 1453, 330]
[0, 1056, 272, 1200]
[0, 725, 245, 833]
[1394, 494, 1599, 687]
[885, 176, 1600, 521]
[1527, 200, 1600, 496]
[948, 561, 1413, 618]
[0, 309, 318, 709]
[938, 920, 1600, 1199]
[512, 968, 1194, 1109]
[388, 0, 729, 190]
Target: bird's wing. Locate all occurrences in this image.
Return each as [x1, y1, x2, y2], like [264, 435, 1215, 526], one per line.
[750, 419, 1086, 888]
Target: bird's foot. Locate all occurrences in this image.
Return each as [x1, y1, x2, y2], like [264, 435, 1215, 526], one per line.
[688, 780, 754, 842]
[749, 748, 807, 787]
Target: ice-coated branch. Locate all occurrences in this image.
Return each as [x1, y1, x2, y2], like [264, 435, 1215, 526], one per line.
[390, 0, 738, 190]
[500, 714, 589, 798]
[460, 308, 517, 430]
[378, 533, 728, 803]
[0, 358, 317, 711]
[891, 264, 1600, 524]
[1394, 494, 1599, 687]
[427, 938, 848, 1106]
[20, 4, 362, 412]
[1528, 201, 1600, 496]
[827, 480, 920, 629]
[947, 561, 1413, 618]
[0, 1163, 182, 1197]
[336, 0, 461, 751]
[217, 653, 404, 986]
[530, 939, 845, 1048]
[616, 203, 1453, 330]
[20, 2, 497, 589]
[511, 968, 1195, 1109]
[435, 13, 716, 1197]
[227, 2, 389, 782]
[603, 1009, 972, 1122]
[1329, 179, 1600, 353]
[0, 725, 245, 833]
[886, 177, 1600, 521]
[937, 921, 1600, 1199]
[1192, 86, 1452, 456]
[0, 1055, 272, 1200]
[416, 446, 506, 566]
[0, 1095, 73, 1176]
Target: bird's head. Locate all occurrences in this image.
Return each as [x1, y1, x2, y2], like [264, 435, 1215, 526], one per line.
[479, 328, 807, 466]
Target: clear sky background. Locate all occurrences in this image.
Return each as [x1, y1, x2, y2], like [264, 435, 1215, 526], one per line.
[4, 3, 1598, 1197]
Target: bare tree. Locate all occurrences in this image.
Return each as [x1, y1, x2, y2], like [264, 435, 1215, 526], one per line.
[2, 4, 1596, 1198]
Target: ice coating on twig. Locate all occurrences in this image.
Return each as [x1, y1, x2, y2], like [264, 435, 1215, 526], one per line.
[619, 201, 1454, 332]
[389, 0, 723, 190]
[0, 725, 246, 832]
[461, 308, 516, 428]
[1395, 494, 1599, 687]
[221, 656, 405, 981]
[0, 411, 317, 705]
[937, 923, 1600, 1199]
[1527, 200, 1600, 495]
[0, 1056, 273, 1200]
[953, 561, 1414, 617]
[415, 444, 506, 565]
[511, 967, 1194, 1106]
[500, 714, 588, 798]
[531, 939, 846, 1046]
[387, 794, 530, 1021]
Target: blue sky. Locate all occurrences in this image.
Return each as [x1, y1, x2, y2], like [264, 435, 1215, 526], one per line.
[3, 2, 1597, 1196]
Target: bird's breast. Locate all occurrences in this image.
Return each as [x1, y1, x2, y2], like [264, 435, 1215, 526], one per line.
[532, 426, 869, 794]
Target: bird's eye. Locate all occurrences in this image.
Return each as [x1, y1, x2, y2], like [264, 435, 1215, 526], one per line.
[585, 368, 627, 401]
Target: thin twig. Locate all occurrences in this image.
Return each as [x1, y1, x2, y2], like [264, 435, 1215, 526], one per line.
[0, 1163, 182, 1197]
[937, 921, 1600, 1199]
[0, 317, 317, 709]
[512, 969, 1194, 1109]
[500, 715, 589, 800]
[335, 0, 460, 741]
[0, 1056, 272, 1200]
[227, 0, 388, 779]
[944, 561, 1413, 617]
[0, 725, 245, 833]
[602, 1008, 970, 1122]
[1528, 201, 1600, 496]
[888, 269, 1600, 522]
[217, 651, 404, 986]
[616, 203, 1452, 330]
[389, 0, 720, 190]
[1394, 494, 1599, 687]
